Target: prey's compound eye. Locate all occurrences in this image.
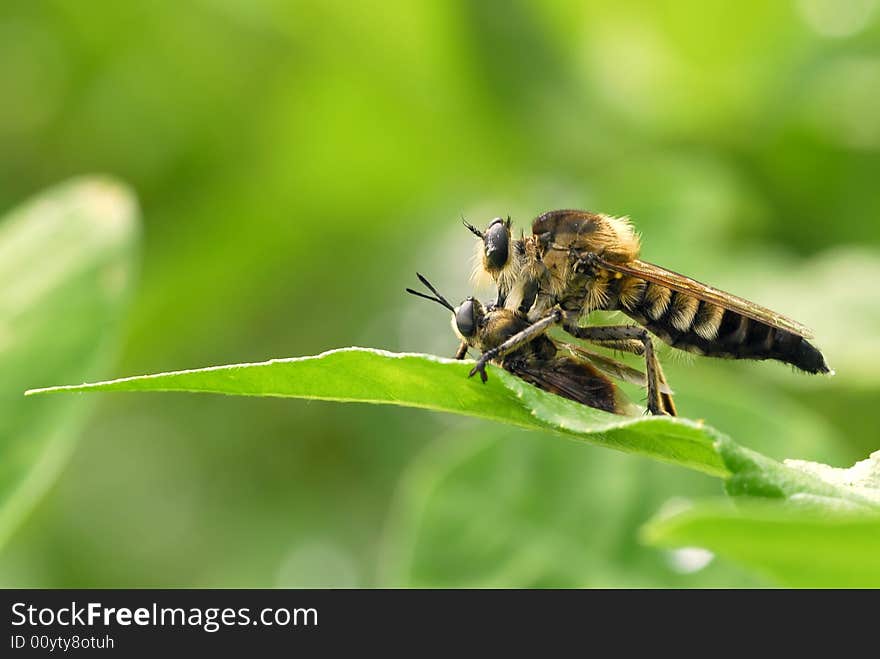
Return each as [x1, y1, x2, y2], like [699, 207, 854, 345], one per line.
[484, 219, 510, 270]
[455, 298, 478, 338]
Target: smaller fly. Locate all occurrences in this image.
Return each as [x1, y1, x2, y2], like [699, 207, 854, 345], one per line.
[406, 273, 669, 416]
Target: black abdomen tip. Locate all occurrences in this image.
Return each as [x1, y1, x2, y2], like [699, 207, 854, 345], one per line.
[774, 329, 830, 374]
[793, 336, 831, 374]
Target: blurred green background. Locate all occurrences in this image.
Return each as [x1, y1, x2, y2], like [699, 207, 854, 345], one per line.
[1, 0, 879, 587]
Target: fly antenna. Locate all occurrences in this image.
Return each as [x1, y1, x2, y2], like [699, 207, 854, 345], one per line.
[461, 214, 483, 238]
[405, 273, 455, 312]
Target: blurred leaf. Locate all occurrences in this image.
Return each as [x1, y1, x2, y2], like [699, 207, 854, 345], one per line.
[644, 449, 880, 586]
[380, 429, 759, 588]
[0, 177, 138, 548]
[719, 439, 879, 511]
[642, 501, 880, 588]
[27, 347, 728, 476]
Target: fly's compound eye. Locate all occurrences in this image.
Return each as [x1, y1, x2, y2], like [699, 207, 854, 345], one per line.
[484, 218, 510, 270]
[455, 298, 479, 338]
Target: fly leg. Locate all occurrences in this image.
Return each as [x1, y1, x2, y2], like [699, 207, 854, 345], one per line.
[563, 324, 676, 416]
[469, 308, 563, 382]
[653, 359, 677, 416]
[454, 340, 469, 360]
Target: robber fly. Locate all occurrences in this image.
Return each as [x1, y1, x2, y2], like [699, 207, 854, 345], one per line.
[464, 210, 831, 415]
[405, 273, 675, 416]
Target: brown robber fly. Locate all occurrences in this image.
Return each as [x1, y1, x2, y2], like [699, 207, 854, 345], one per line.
[406, 273, 674, 416]
[463, 210, 831, 416]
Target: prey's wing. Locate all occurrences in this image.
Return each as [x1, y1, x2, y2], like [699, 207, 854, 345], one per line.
[563, 343, 673, 395]
[596, 257, 814, 339]
[505, 356, 624, 414]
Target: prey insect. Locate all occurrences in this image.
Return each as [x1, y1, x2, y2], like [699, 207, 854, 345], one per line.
[406, 273, 671, 416]
[464, 210, 831, 415]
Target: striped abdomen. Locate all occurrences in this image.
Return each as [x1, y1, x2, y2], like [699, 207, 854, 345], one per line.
[606, 276, 829, 373]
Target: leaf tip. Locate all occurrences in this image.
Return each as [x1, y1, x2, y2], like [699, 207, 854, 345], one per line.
[24, 384, 79, 397]
[24, 387, 52, 397]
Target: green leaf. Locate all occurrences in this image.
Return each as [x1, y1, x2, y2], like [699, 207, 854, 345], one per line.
[719, 439, 880, 511]
[642, 501, 880, 588]
[381, 357, 848, 588]
[1, 177, 139, 548]
[784, 451, 880, 505]
[27, 347, 729, 476]
[644, 451, 880, 586]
